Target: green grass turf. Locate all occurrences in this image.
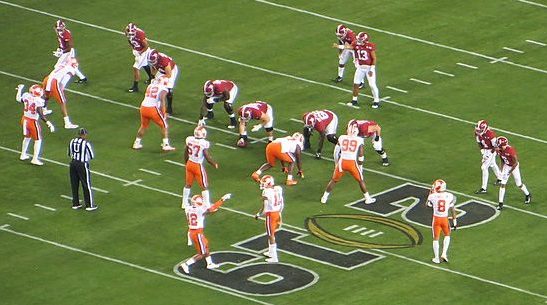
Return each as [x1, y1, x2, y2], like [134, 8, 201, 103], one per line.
[0, 0, 546, 304]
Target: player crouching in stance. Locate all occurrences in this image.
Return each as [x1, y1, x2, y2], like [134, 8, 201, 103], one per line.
[236, 101, 274, 147]
[254, 175, 284, 263]
[495, 136, 531, 210]
[302, 110, 338, 159]
[199, 80, 239, 129]
[179, 193, 232, 274]
[16, 84, 55, 165]
[132, 77, 175, 151]
[321, 124, 375, 204]
[347, 119, 389, 166]
[427, 179, 457, 264]
[251, 133, 304, 186]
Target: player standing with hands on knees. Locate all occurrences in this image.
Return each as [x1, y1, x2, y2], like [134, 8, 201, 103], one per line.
[254, 175, 284, 263]
[427, 179, 457, 264]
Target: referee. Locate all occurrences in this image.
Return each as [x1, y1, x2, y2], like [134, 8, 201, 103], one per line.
[68, 128, 97, 211]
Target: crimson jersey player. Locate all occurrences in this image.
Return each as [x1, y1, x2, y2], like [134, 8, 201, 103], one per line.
[332, 24, 357, 83]
[200, 80, 239, 129]
[302, 110, 338, 159]
[347, 119, 389, 166]
[125, 23, 153, 93]
[148, 50, 179, 114]
[237, 101, 274, 146]
[495, 136, 531, 210]
[474, 120, 502, 194]
[53, 19, 87, 83]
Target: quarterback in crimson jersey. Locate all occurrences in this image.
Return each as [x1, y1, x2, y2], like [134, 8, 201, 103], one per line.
[302, 110, 338, 159]
[347, 119, 389, 166]
[495, 136, 531, 210]
[52, 19, 87, 83]
[332, 24, 357, 82]
[200, 80, 239, 129]
[474, 120, 502, 194]
[345, 32, 381, 109]
[16, 84, 55, 166]
[125, 23, 153, 93]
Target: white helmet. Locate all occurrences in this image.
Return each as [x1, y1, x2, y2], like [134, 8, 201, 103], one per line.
[190, 194, 204, 206]
[260, 175, 275, 190]
[431, 179, 447, 193]
[194, 126, 207, 139]
[292, 132, 304, 145]
[29, 84, 44, 97]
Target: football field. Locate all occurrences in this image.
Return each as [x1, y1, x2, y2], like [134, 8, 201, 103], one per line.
[1, 1, 546, 304]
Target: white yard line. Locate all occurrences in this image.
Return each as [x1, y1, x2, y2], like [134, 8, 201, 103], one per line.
[517, 0, 547, 8]
[385, 86, 408, 93]
[123, 179, 143, 187]
[433, 70, 455, 77]
[489, 57, 508, 64]
[34, 204, 56, 212]
[525, 39, 546, 47]
[337, 102, 360, 109]
[456, 62, 479, 69]
[164, 160, 185, 167]
[0, 227, 272, 305]
[273, 128, 287, 133]
[139, 168, 162, 176]
[91, 187, 109, 194]
[0, 224, 10, 229]
[503, 47, 524, 54]
[251, 137, 269, 144]
[215, 143, 237, 150]
[409, 78, 432, 85]
[7, 213, 29, 221]
[289, 118, 303, 123]
[60, 195, 80, 202]
[252, 0, 547, 74]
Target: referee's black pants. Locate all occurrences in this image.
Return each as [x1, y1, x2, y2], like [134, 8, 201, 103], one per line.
[70, 160, 94, 207]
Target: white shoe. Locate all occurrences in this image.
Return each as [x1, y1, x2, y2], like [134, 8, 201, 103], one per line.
[43, 108, 53, 115]
[20, 154, 30, 161]
[85, 206, 98, 211]
[180, 263, 189, 274]
[227, 125, 236, 129]
[132, 143, 143, 150]
[441, 256, 449, 263]
[206, 263, 219, 270]
[64, 123, 79, 129]
[262, 251, 272, 258]
[31, 159, 44, 166]
[265, 257, 278, 263]
[161, 144, 176, 151]
[432, 258, 441, 264]
[320, 196, 328, 204]
[365, 197, 376, 204]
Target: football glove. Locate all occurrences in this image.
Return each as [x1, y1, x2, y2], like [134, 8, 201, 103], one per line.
[16, 84, 25, 91]
[46, 121, 55, 133]
[251, 124, 263, 132]
[221, 193, 232, 201]
[52, 48, 63, 58]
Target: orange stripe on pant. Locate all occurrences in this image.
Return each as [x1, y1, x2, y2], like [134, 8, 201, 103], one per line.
[42, 76, 66, 105]
[21, 117, 41, 140]
[265, 212, 281, 236]
[332, 159, 363, 182]
[432, 216, 450, 240]
[265, 142, 294, 167]
[140, 105, 167, 129]
[189, 228, 209, 255]
[185, 161, 208, 189]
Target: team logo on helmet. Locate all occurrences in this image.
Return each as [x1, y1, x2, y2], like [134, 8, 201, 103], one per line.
[148, 50, 159, 65]
[203, 80, 215, 97]
[55, 19, 66, 33]
[260, 175, 275, 190]
[336, 24, 348, 39]
[194, 126, 207, 139]
[356, 32, 370, 45]
[29, 84, 44, 97]
[431, 179, 447, 193]
[496, 136, 509, 148]
[475, 120, 489, 135]
[125, 22, 137, 38]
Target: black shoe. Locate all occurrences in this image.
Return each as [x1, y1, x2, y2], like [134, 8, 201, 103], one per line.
[475, 188, 487, 194]
[382, 158, 389, 166]
[497, 203, 503, 210]
[525, 194, 532, 204]
[372, 102, 380, 109]
[315, 152, 321, 159]
[494, 179, 502, 186]
[359, 82, 364, 89]
[72, 203, 83, 210]
[75, 78, 87, 84]
[346, 101, 358, 107]
[333, 76, 343, 83]
[128, 86, 138, 93]
[167, 106, 173, 115]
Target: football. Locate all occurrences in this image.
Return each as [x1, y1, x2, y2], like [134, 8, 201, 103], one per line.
[236, 138, 247, 148]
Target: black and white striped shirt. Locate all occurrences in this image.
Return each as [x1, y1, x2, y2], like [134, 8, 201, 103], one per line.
[68, 137, 94, 163]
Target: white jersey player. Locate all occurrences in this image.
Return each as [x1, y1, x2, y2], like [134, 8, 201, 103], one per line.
[254, 175, 284, 263]
[427, 179, 457, 264]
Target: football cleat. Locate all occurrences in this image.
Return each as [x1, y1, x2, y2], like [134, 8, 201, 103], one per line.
[132, 142, 143, 150]
[382, 158, 389, 166]
[265, 257, 278, 263]
[364, 197, 376, 204]
[285, 179, 298, 186]
[128, 86, 138, 93]
[315, 152, 322, 159]
[65, 123, 79, 129]
[333, 76, 343, 83]
[431, 258, 441, 264]
[524, 194, 532, 204]
[262, 251, 272, 258]
[497, 203, 504, 211]
[372, 102, 380, 109]
[31, 159, 44, 166]
[346, 101, 358, 107]
[19, 154, 30, 161]
[227, 124, 236, 129]
[180, 263, 190, 274]
[358, 82, 364, 89]
[42, 108, 53, 115]
[474, 188, 487, 194]
[85, 206, 98, 211]
[161, 144, 176, 151]
[320, 196, 328, 204]
[75, 78, 88, 84]
[206, 263, 219, 270]
[251, 172, 260, 182]
[72, 203, 83, 210]
[441, 256, 449, 263]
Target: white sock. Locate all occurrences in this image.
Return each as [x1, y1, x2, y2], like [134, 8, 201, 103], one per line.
[186, 257, 196, 266]
[380, 152, 387, 159]
[63, 116, 71, 124]
[205, 256, 214, 265]
[481, 168, 489, 190]
[433, 240, 440, 260]
[32, 140, 42, 161]
[370, 84, 380, 103]
[338, 67, 344, 78]
[441, 236, 451, 258]
[162, 138, 169, 145]
[182, 187, 191, 208]
[520, 184, 530, 196]
[364, 192, 372, 200]
[269, 243, 278, 261]
[21, 138, 31, 156]
[256, 169, 262, 175]
[287, 174, 293, 180]
[75, 69, 86, 80]
[187, 231, 192, 246]
[499, 187, 506, 203]
[352, 96, 358, 102]
[202, 190, 210, 208]
[321, 192, 330, 199]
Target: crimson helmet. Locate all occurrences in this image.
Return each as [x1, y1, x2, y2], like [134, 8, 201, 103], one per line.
[303, 112, 316, 128]
[475, 120, 489, 135]
[496, 136, 509, 148]
[55, 19, 66, 34]
[203, 80, 215, 97]
[356, 32, 370, 45]
[125, 22, 137, 38]
[148, 49, 159, 65]
[335, 24, 348, 39]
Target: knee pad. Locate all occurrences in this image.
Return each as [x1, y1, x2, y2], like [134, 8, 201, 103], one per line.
[326, 134, 338, 145]
[223, 102, 234, 114]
